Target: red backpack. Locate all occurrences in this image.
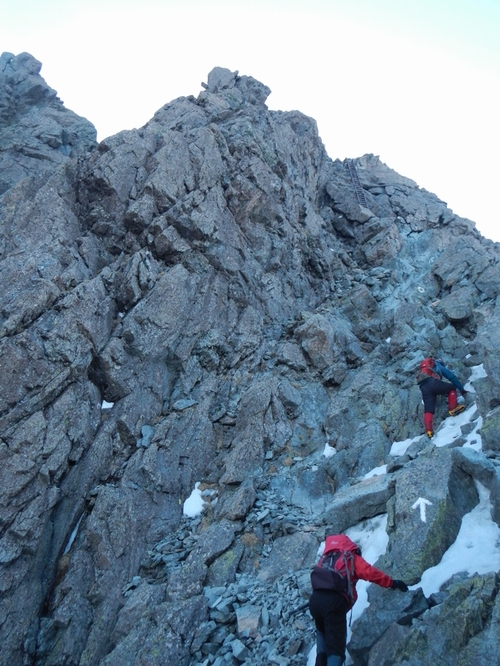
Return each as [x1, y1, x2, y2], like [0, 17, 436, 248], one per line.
[419, 357, 440, 380]
[310, 534, 359, 607]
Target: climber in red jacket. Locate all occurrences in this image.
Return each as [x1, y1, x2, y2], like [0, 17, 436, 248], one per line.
[309, 534, 408, 666]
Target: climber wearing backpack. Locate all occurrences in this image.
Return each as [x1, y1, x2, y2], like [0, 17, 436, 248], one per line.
[416, 356, 466, 438]
[309, 534, 408, 666]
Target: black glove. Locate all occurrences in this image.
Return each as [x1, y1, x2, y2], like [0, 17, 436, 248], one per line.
[461, 390, 468, 397]
[391, 579, 408, 592]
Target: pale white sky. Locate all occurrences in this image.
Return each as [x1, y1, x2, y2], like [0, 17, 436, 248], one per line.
[2, 0, 499, 241]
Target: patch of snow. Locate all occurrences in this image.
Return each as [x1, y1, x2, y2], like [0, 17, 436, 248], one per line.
[364, 465, 387, 479]
[183, 482, 206, 518]
[323, 443, 337, 458]
[463, 363, 487, 393]
[390, 437, 416, 456]
[412, 482, 500, 597]
[63, 513, 84, 555]
[467, 363, 487, 383]
[433, 403, 479, 448]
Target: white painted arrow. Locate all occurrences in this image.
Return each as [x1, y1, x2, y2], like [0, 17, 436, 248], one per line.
[412, 497, 433, 522]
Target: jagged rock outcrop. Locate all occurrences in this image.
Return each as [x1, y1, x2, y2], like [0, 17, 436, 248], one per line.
[1, 57, 500, 666]
[351, 572, 500, 666]
[0, 52, 97, 195]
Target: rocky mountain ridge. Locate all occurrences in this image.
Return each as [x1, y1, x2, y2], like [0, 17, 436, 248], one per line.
[1, 52, 500, 666]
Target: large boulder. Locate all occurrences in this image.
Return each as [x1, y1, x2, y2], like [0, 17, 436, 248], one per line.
[360, 573, 500, 666]
[381, 446, 479, 583]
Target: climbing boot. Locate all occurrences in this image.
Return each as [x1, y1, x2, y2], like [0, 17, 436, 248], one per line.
[426, 430, 434, 439]
[449, 404, 466, 417]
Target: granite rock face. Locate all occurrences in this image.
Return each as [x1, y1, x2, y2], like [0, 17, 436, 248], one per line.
[1, 56, 500, 666]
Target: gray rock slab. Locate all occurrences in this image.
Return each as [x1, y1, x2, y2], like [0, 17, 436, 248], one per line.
[257, 532, 318, 584]
[381, 446, 479, 583]
[322, 474, 395, 532]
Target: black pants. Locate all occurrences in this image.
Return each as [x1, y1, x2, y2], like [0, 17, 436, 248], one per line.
[309, 589, 349, 663]
[419, 377, 455, 413]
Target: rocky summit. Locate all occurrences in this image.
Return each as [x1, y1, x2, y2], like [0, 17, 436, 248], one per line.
[1, 52, 500, 666]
